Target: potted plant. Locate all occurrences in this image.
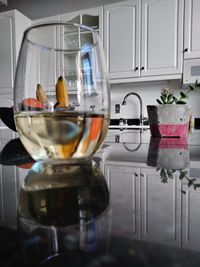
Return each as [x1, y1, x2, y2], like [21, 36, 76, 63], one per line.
[147, 80, 200, 137]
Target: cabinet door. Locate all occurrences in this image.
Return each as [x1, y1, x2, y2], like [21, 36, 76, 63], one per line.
[140, 167, 181, 247]
[104, 164, 140, 239]
[141, 0, 184, 76]
[0, 130, 18, 229]
[60, 7, 103, 91]
[0, 15, 14, 90]
[104, 0, 140, 79]
[182, 174, 200, 251]
[32, 15, 60, 91]
[184, 0, 200, 59]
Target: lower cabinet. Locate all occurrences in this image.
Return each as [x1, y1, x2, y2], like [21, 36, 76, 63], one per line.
[182, 172, 200, 251]
[104, 163, 182, 247]
[0, 130, 19, 229]
[104, 164, 140, 239]
[140, 167, 181, 247]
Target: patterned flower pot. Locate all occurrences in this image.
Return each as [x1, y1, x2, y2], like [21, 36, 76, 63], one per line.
[147, 104, 191, 137]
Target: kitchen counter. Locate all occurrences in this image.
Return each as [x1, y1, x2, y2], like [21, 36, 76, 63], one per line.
[1, 128, 200, 266]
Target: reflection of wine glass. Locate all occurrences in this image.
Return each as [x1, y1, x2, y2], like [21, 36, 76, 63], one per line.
[17, 160, 110, 266]
[14, 22, 110, 161]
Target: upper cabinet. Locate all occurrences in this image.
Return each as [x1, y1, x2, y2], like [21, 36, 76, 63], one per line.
[60, 6, 103, 42]
[141, 0, 184, 77]
[0, 10, 31, 93]
[104, 0, 139, 80]
[184, 0, 200, 59]
[32, 15, 61, 90]
[31, 7, 103, 93]
[60, 7, 103, 90]
[104, 0, 184, 82]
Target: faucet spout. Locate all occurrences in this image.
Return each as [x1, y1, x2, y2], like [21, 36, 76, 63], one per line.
[121, 92, 143, 126]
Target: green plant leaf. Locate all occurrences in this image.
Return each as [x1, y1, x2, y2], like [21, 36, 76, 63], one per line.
[195, 80, 200, 87]
[189, 85, 197, 91]
[179, 170, 188, 179]
[188, 178, 196, 187]
[156, 99, 163, 104]
[180, 91, 188, 99]
[167, 94, 173, 103]
[176, 100, 187, 104]
[173, 96, 178, 103]
[167, 169, 173, 178]
[160, 168, 167, 179]
[161, 95, 167, 104]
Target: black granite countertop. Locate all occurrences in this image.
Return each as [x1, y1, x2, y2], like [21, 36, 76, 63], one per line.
[1, 128, 200, 266]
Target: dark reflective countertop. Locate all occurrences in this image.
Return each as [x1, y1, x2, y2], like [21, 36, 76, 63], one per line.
[1, 127, 200, 266]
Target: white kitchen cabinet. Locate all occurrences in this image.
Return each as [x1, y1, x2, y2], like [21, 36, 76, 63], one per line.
[104, 164, 140, 239]
[32, 15, 61, 91]
[104, 0, 184, 82]
[184, 0, 200, 59]
[141, 0, 184, 77]
[60, 7, 103, 91]
[104, 0, 139, 80]
[31, 7, 103, 93]
[182, 171, 200, 251]
[104, 162, 182, 247]
[0, 130, 18, 229]
[140, 167, 181, 247]
[60, 6, 103, 41]
[0, 10, 31, 94]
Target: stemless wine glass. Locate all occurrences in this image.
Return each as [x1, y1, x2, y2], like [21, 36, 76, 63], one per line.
[14, 22, 110, 161]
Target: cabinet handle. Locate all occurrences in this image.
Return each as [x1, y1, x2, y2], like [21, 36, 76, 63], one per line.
[135, 67, 138, 71]
[184, 48, 188, 52]
[141, 66, 144, 70]
[134, 173, 138, 177]
[141, 173, 144, 177]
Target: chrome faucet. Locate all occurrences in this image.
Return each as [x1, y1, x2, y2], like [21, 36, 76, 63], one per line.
[121, 92, 144, 126]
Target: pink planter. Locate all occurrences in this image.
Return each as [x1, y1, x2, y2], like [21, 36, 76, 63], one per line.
[147, 105, 191, 137]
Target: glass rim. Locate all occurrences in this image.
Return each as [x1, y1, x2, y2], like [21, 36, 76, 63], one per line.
[22, 21, 99, 53]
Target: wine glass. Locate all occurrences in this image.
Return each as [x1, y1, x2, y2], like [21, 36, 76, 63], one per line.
[14, 22, 110, 161]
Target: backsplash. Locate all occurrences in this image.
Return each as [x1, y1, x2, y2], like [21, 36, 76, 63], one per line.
[110, 79, 200, 119]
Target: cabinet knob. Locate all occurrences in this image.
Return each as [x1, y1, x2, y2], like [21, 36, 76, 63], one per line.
[141, 66, 144, 70]
[141, 173, 144, 177]
[135, 67, 138, 71]
[184, 48, 188, 52]
[134, 173, 138, 177]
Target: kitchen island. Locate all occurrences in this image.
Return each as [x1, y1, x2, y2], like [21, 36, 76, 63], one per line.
[1, 127, 200, 266]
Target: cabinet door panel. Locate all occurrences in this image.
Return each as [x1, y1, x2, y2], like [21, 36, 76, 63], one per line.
[184, 0, 200, 59]
[141, 168, 181, 247]
[141, 0, 183, 76]
[105, 164, 140, 239]
[0, 16, 14, 89]
[32, 15, 60, 90]
[60, 7, 103, 91]
[182, 178, 200, 251]
[104, 0, 139, 79]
